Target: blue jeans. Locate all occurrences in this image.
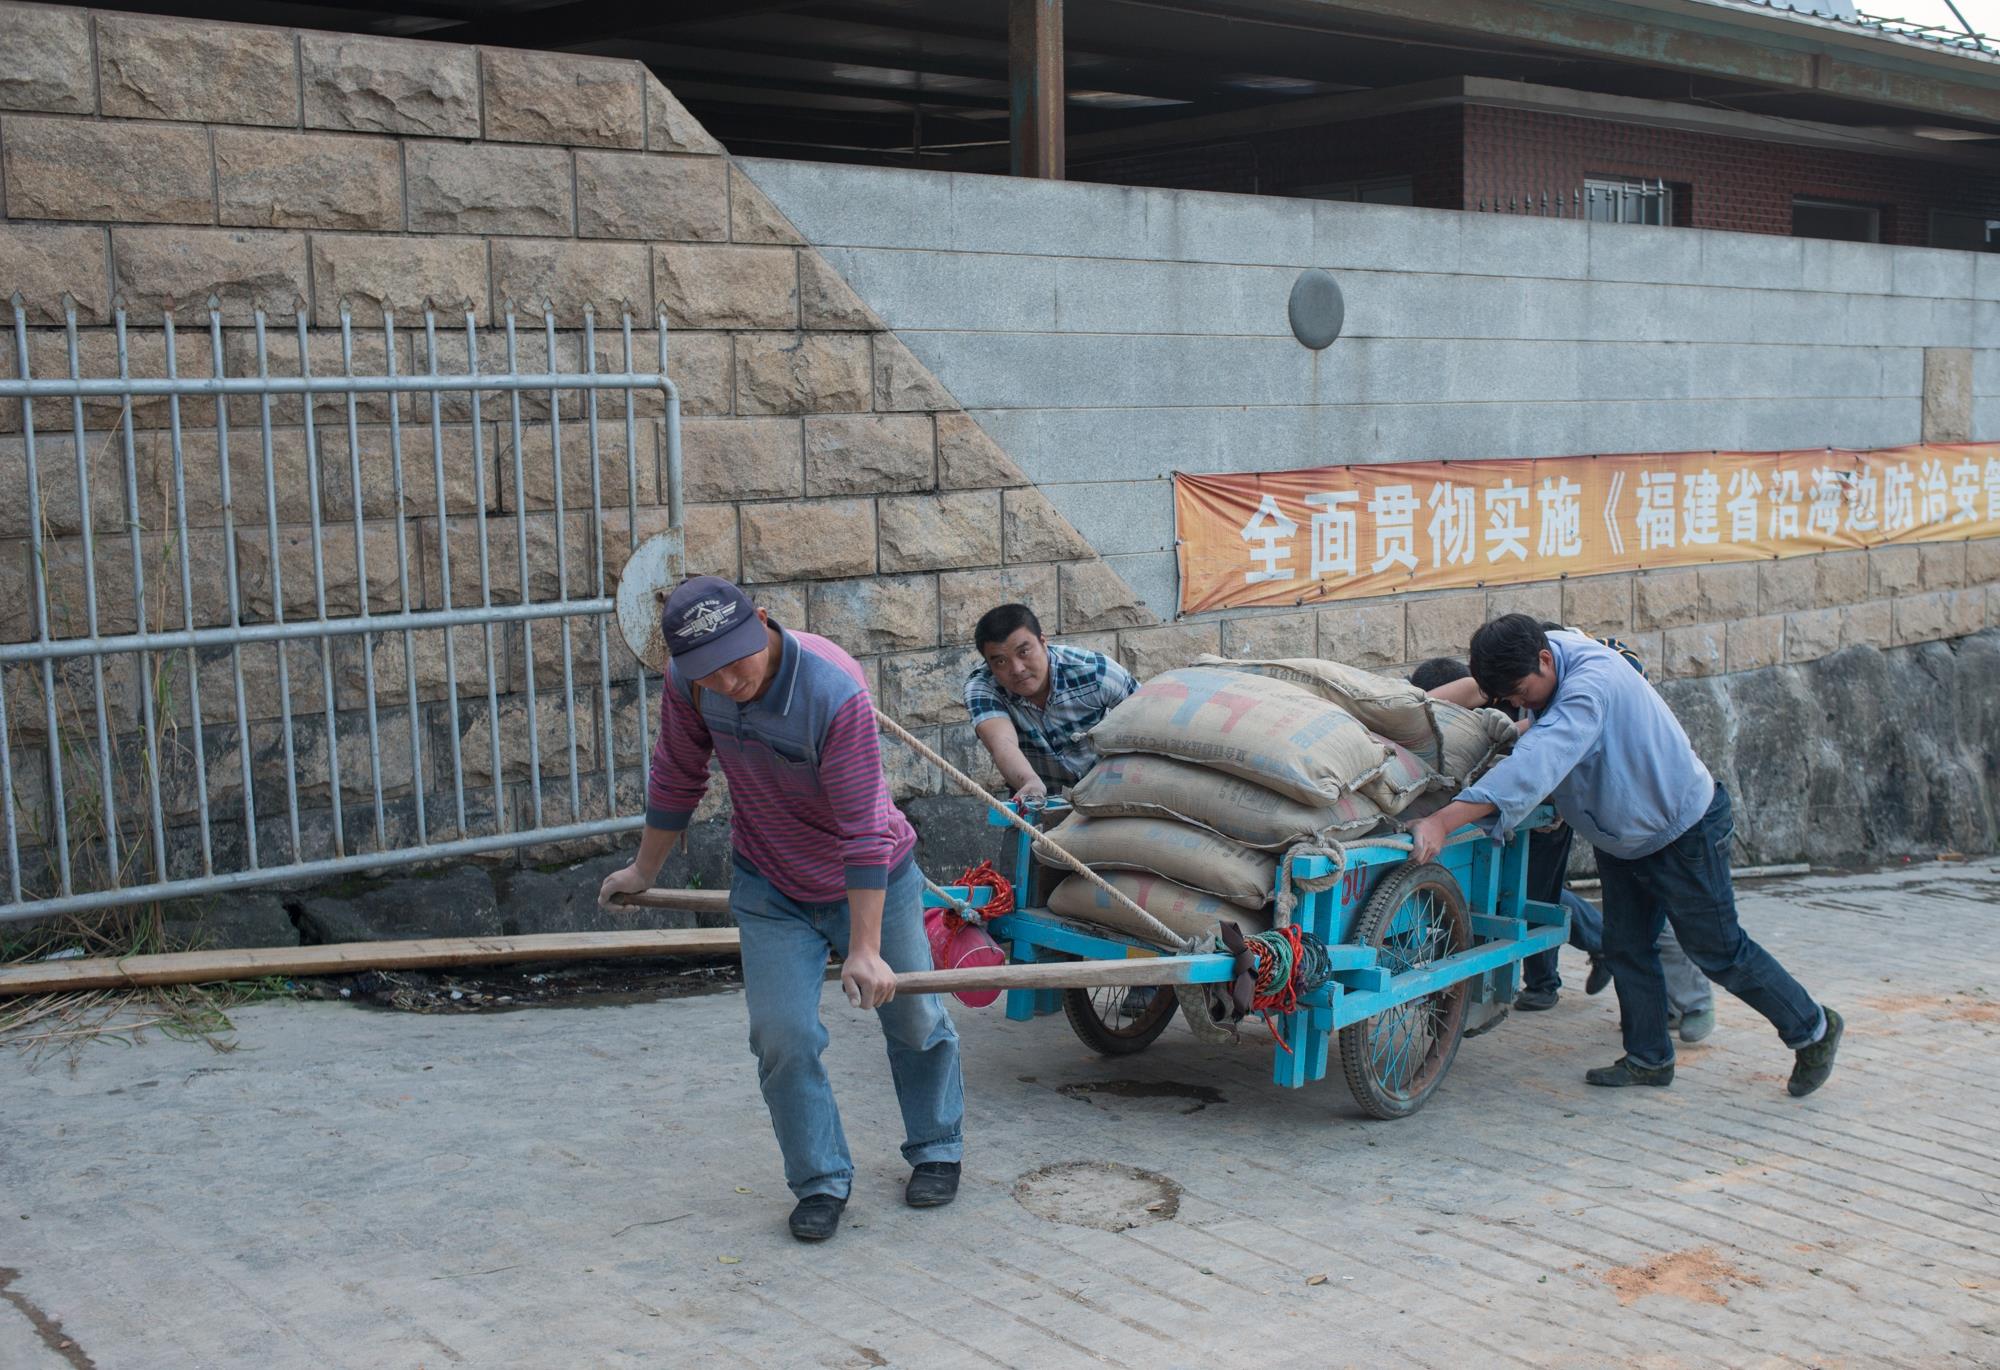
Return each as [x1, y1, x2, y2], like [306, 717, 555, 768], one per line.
[1556, 889, 1711, 1018]
[1595, 785, 1822, 1070]
[1523, 823, 1588, 993]
[1557, 888, 1602, 958]
[732, 854, 964, 1200]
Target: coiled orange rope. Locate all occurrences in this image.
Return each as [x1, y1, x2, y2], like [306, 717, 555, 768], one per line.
[944, 860, 1013, 928]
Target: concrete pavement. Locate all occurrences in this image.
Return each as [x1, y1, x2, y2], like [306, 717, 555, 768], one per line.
[3, 859, 1998, 1369]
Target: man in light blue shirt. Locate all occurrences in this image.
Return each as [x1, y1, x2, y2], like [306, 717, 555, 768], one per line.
[1410, 614, 1842, 1097]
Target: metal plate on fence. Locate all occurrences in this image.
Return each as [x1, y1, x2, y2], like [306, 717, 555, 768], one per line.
[617, 530, 685, 670]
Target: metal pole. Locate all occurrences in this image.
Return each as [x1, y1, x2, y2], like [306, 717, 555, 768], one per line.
[463, 307, 506, 835]
[294, 309, 345, 859]
[381, 310, 427, 845]
[113, 309, 167, 886]
[252, 309, 304, 862]
[337, 305, 389, 850]
[64, 301, 120, 886]
[542, 305, 582, 821]
[423, 307, 467, 837]
[162, 313, 215, 877]
[208, 303, 258, 870]
[1008, 0, 1065, 179]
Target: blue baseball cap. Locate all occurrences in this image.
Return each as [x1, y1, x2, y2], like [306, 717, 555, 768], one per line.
[662, 575, 766, 680]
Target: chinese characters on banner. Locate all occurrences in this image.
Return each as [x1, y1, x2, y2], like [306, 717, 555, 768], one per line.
[1175, 445, 2000, 615]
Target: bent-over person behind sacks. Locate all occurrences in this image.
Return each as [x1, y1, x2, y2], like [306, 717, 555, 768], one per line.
[1412, 646, 1715, 1041]
[598, 576, 965, 1243]
[1410, 654, 1608, 1014]
[1409, 615, 1841, 1097]
[963, 603, 1137, 806]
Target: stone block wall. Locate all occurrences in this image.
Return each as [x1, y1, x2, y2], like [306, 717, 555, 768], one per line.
[0, 0, 1147, 895]
[1658, 630, 2000, 870]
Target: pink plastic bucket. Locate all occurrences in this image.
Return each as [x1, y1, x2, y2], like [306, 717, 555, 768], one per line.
[924, 908, 1008, 1008]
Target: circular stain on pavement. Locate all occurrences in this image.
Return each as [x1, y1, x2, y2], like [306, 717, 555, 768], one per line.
[1013, 1160, 1182, 1232]
[1056, 1080, 1226, 1115]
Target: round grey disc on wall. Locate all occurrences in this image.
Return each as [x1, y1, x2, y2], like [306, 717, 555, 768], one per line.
[616, 529, 686, 669]
[1288, 268, 1345, 349]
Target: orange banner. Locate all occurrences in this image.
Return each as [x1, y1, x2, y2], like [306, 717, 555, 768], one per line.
[1175, 444, 2000, 615]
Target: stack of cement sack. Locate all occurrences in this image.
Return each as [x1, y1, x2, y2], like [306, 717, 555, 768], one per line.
[1040, 658, 1519, 947]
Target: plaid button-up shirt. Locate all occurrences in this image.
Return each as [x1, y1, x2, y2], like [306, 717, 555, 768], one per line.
[963, 644, 1138, 786]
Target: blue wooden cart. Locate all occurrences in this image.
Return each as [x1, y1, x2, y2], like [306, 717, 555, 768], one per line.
[936, 800, 1569, 1119]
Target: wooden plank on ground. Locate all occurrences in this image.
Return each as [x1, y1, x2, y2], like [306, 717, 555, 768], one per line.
[0, 926, 742, 996]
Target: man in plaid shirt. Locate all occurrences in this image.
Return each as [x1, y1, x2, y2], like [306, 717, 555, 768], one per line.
[963, 603, 1137, 804]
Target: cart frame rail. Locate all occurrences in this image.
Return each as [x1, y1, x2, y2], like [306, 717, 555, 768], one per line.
[975, 801, 1567, 1094]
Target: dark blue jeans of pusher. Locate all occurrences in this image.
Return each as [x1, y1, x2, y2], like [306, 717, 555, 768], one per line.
[1521, 822, 1588, 993]
[1594, 784, 1824, 1071]
[1523, 825, 1710, 1017]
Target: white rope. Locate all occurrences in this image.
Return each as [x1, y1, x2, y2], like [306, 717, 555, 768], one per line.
[921, 873, 977, 922]
[873, 709, 1194, 952]
[1274, 839, 1351, 929]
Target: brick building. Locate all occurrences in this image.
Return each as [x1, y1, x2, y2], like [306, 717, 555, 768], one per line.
[1060, 5, 2000, 250]
[1072, 81, 2000, 248]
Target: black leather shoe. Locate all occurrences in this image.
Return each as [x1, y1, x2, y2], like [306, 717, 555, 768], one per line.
[1584, 958, 1612, 996]
[1515, 987, 1559, 1011]
[905, 1161, 961, 1208]
[788, 1194, 846, 1242]
[1788, 1006, 1843, 1098]
[1584, 1056, 1674, 1088]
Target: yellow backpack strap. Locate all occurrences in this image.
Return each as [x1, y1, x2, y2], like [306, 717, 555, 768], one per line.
[1595, 634, 1648, 678]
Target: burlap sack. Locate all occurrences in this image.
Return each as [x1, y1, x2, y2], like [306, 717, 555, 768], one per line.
[1090, 668, 1390, 805]
[1202, 654, 1515, 785]
[1438, 703, 1519, 782]
[1200, 654, 1441, 754]
[1069, 753, 1383, 848]
[1044, 812, 1275, 909]
[1047, 870, 1273, 946]
[1357, 737, 1443, 814]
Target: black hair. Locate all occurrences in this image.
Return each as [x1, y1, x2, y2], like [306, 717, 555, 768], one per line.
[1470, 613, 1551, 704]
[974, 603, 1044, 652]
[1409, 657, 1470, 691]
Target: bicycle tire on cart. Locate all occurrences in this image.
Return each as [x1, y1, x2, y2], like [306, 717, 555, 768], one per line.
[1338, 860, 1473, 1119]
[1063, 983, 1176, 1056]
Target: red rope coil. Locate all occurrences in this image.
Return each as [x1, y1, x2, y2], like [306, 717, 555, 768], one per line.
[1248, 924, 1312, 1052]
[945, 860, 1013, 928]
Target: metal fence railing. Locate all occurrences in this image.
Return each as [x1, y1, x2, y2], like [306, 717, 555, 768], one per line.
[1475, 178, 1672, 223]
[0, 296, 683, 921]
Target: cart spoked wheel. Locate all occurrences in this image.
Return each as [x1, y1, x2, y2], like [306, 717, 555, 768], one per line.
[1339, 861, 1472, 1120]
[1063, 983, 1176, 1056]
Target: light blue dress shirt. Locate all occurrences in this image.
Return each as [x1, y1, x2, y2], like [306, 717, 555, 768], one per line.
[1458, 631, 1715, 860]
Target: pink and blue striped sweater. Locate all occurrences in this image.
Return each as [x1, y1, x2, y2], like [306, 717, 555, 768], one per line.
[646, 625, 917, 904]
